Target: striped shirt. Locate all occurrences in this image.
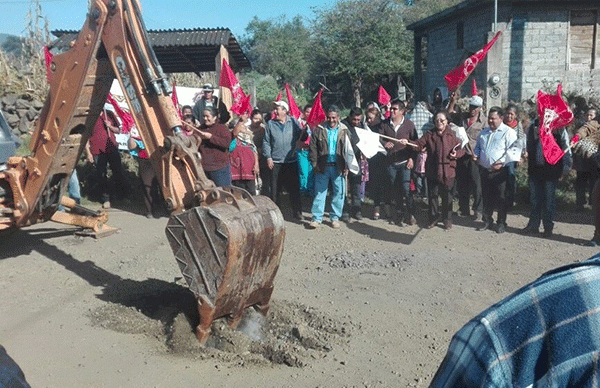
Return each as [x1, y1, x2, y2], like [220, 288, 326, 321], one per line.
[430, 254, 600, 388]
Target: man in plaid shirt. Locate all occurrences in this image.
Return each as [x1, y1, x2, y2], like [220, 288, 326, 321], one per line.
[430, 254, 600, 387]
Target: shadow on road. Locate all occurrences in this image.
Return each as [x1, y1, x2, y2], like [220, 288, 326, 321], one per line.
[0, 227, 199, 329]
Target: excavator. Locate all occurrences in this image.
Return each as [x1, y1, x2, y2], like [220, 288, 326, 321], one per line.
[0, 0, 285, 344]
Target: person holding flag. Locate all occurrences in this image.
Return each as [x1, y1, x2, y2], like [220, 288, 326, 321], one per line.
[522, 86, 573, 238]
[378, 99, 418, 226]
[297, 104, 315, 197]
[454, 94, 487, 220]
[341, 107, 367, 221]
[400, 110, 465, 229]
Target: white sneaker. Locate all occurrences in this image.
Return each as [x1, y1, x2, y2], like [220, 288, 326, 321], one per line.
[307, 221, 320, 229]
[331, 220, 341, 229]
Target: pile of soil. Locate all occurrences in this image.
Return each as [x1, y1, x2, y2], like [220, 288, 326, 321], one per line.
[88, 298, 352, 368]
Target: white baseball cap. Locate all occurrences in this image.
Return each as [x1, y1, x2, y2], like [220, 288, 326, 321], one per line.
[469, 96, 483, 107]
[274, 100, 289, 111]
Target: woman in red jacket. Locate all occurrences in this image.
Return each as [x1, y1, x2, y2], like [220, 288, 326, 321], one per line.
[196, 107, 232, 188]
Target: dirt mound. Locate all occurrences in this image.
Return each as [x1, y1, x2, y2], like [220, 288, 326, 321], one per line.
[325, 249, 411, 269]
[88, 298, 351, 368]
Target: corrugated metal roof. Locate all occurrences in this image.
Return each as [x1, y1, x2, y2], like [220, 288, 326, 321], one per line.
[51, 28, 251, 74]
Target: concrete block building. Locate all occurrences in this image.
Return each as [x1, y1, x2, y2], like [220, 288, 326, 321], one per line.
[407, 0, 600, 107]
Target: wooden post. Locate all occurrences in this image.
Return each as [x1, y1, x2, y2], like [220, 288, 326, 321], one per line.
[215, 45, 233, 110]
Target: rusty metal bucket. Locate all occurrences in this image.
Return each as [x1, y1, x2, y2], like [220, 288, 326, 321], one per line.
[165, 188, 285, 343]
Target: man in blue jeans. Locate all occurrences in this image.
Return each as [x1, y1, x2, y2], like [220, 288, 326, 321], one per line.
[521, 118, 571, 238]
[307, 106, 348, 229]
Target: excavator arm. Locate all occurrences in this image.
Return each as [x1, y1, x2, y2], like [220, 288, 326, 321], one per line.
[0, 0, 285, 344]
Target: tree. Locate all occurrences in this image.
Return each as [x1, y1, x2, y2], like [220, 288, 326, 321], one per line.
[311, 0, 413, 106]
[402, 0, 463, 26]
[242, 16, 312, 88]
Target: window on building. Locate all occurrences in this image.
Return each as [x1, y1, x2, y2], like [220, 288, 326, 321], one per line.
[457, 21, 464, 50]
[569, 10, 598, 69]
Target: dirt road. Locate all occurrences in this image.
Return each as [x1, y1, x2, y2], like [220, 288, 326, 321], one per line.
[1, 202, 597, 387]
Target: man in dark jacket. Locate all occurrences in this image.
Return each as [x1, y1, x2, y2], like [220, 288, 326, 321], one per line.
[378, 99, 418, 226]
[192, 83, 231, 125]
[341, 107, 365, 221]
[522, 119, 571, 238]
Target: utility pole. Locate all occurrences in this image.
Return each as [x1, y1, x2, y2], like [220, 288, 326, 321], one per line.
[494, 0, 498, 31]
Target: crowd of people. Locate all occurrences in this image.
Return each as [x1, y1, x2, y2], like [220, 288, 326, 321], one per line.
[79, 82, 600, 243]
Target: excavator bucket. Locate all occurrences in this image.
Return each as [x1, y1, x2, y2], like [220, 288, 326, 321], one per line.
[165, 189, 285, 344]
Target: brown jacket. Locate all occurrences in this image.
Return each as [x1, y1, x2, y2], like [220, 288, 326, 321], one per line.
[198, 123, 232, 171]
[309, 123, 348, 174]
[414, 127, 465, 187]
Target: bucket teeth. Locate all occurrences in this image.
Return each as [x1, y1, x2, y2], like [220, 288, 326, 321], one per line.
[165, 194, 285, 344]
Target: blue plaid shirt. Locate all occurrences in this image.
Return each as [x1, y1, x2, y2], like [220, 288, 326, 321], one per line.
[430, 254, 600, 388]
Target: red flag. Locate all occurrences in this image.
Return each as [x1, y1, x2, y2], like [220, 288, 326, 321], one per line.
[306, 89, 326, 127]
[44, 46, 53, 83]
[238, 93, 252, 116]
[378, 86, 391, 106]
[171, 81, 183, 119]
[471, 79, 478, 97]
[445, 31, 502, 92]
[106, 93, 135, 134]
[271, 92, 283, 120]
[285, 83, 302, 119]
[219, 59, 248, 115]
[536, 84, 574, 165]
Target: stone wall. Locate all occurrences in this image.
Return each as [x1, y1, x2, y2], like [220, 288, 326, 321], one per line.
[425, 7, 491, 99]
[1, 93, 44, 140]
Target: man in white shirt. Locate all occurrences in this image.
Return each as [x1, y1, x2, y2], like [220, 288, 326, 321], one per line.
[473, 107, 519, 234]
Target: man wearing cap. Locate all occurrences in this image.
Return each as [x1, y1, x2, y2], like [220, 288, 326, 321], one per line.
[262, 100, 305, 220]
[455, 95, 487, 220]
[192, 83, 230, 125]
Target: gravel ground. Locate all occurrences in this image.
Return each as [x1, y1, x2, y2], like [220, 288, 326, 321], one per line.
[0, 198, 598, 387]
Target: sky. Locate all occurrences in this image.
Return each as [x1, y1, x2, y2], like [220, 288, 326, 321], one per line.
[0, 0, 330, 39]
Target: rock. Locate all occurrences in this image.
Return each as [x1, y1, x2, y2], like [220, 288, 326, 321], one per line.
[18, 116, 30, 134]
[15, 108, 28, 118]
[32, 99, 45, 110]
[26, 107, 38, 121]
[15, 99, 31, 110]
[4, 112, 20, 128]
[1, 95, 18, 108]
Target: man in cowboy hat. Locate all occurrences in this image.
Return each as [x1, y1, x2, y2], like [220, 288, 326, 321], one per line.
[192, 83, 230, 125]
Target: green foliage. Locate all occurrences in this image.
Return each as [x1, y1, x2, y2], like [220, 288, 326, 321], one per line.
[402, 0, 463, 25]
[311, 0, 413, 105]
[313, 0, 412, 81]
[239, 0, 468, 107]
[242, 16, 312, 87]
